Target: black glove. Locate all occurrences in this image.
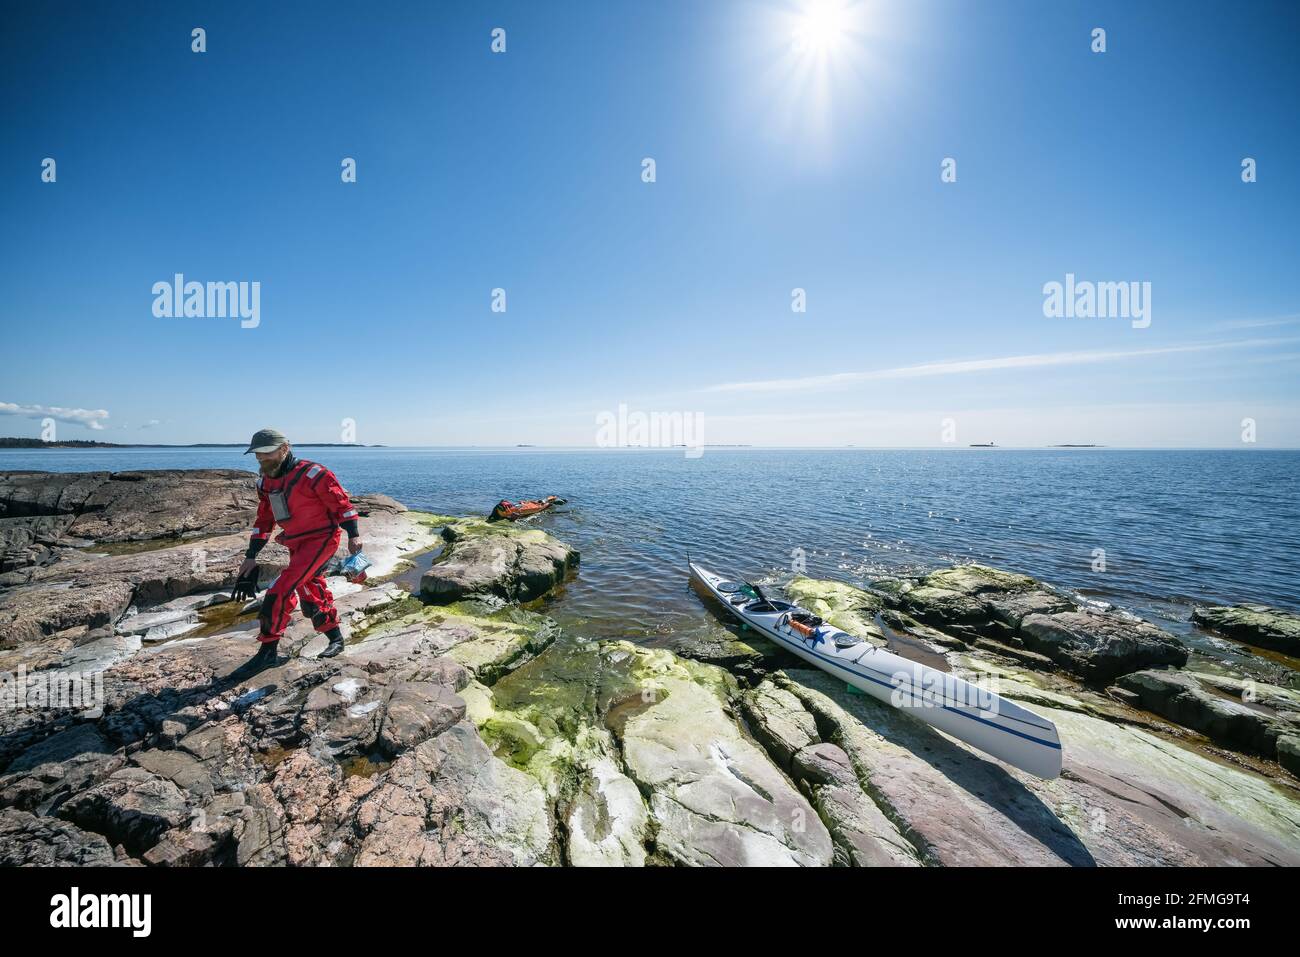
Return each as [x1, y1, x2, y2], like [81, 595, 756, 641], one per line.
[231, 565, 260, 602]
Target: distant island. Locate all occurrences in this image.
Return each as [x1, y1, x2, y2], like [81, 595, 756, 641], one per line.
[0, 438, 385, 449]
[969, 442, 996, 448]
[1051, 444, 1103, 448]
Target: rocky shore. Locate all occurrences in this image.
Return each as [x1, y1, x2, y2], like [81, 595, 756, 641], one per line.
[1, 469, 1297, 866]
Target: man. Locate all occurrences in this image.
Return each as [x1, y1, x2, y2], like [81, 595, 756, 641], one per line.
[232, 428, 362, 674]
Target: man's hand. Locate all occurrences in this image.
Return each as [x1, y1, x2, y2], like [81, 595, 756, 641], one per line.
[348, 536, 363, 555]
[237, 557, 257, 578]
[231, 562, 260, 602]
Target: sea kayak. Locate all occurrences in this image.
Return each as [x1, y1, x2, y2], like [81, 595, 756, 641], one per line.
[488, 496, 565, 522]
[689, 562, 1062, 779]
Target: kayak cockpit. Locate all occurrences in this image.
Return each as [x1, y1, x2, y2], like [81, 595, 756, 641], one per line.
[716, 579, 792, 614]
[742, 599, 792, 613]
[700, 567, 862, 647]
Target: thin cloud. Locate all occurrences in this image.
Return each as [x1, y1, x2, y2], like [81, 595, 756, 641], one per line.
[0, 402, 110, 430]
[1213, 312, 1300, 331]
[704, 337, 1299, 394]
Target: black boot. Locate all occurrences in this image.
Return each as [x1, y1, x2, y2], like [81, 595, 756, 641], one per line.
[319, 627, 345, 658]
[232, 639, 282, 679]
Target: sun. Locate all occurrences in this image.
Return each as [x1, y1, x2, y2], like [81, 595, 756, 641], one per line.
[792, 0, 849, 56]
[746, 0, 890, 155]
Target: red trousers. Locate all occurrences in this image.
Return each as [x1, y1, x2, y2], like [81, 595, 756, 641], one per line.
[257, 529, 341, 643]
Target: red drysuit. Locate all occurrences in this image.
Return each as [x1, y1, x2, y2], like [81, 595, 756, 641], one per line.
[247, 458, 360, 643]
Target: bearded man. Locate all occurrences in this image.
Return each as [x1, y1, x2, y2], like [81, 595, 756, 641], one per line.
[231, 428, 361, 674]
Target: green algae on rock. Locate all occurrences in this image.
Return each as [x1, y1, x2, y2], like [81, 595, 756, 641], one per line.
[419, 517, 578, 604]
[463, 637, 653, 865]
[345, 598, 562, 687]
[609, 644, 832, 866]
[461, 635, 841, 866]
[784, 576, 885, 644]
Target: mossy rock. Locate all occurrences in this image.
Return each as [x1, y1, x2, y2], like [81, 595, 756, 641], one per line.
[923, 564, 1037, 596]
[784, 577, 885, 642]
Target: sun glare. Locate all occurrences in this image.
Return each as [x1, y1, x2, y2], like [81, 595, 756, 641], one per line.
[746, 0, 891, 157]
[792, 0, 848, 55]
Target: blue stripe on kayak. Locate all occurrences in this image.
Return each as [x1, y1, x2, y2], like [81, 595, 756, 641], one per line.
[698, 571, 1062, 753]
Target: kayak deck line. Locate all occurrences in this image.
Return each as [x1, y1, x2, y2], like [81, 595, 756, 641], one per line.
[688, 562, 1063, 778]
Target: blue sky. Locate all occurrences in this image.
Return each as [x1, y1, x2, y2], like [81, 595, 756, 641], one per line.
[3, 0, 1298, 447]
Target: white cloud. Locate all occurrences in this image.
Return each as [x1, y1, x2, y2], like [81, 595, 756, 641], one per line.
[704, 337, 1300, 394]
[0, 402, 110, 430]
[1213, 313, 1300, 331]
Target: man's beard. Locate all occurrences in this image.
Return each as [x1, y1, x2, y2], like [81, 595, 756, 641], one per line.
[260, 454, 286, 476]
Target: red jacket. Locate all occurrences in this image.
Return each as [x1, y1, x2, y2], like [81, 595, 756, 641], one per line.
[249, 458, 359, 548]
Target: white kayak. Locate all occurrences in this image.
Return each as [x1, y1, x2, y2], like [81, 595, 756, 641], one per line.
[690, 562, 1062, 779]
